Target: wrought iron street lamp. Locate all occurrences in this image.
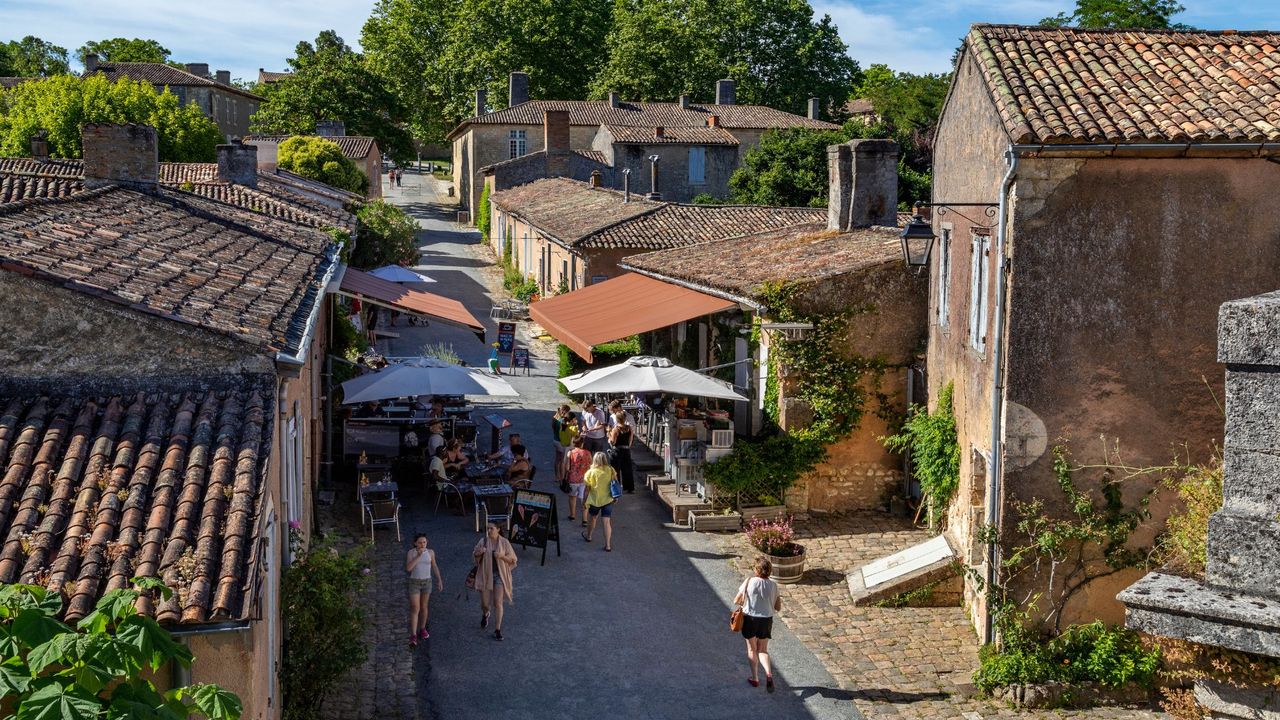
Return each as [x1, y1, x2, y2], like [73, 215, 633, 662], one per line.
[898, 201, 1000, 269]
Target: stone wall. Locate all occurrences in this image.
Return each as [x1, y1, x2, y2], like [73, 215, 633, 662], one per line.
[604, 141, 737, 202]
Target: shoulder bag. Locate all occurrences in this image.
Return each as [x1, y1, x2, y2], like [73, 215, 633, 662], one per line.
[609, 470, 623, 499]
[730, 607, 744, 632]
[465, 564, 478, 590]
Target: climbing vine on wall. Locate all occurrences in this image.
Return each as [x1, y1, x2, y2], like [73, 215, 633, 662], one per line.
[882, 382, 960, 530]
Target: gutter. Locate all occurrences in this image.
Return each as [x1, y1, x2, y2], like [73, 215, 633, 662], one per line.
[619, 264, 763, 312]
[167, 619, 253, 637]
[1010, 141, 1280, 157]
[276, 246, 343, 371]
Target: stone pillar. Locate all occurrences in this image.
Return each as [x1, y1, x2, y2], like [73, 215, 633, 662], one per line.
[216, 140, 258, 186]
[826, 143, 852, 232]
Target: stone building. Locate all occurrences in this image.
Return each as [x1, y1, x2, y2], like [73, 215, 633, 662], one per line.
[451, 72, 837, 217]
[248, 121, 383, 199]
[84, 55, 264, 140]
[488, 176, 823, 295]
[909, 24, 1280, 639]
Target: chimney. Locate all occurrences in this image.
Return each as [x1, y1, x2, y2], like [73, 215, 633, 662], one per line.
[622, 168, 631, 202]
[30, 130, 48, 162]
[185, 63, 210, 78]
[315, 120, 345, 137]
[84, 53, 99, 73]
[245, 138, 276, 170]
[827, 139, 899, 231]
[608, 91, 620, 108]
[475, 88, 487, 117]
[654, 126, 664, 139]
[706, 115, 720, 129]
[808, 97, 821, 121]
[715, 79, 736, 105]
[544, 110, 570, 154]
[82, 123, 158, 190]
[646, 154, 661, 201]
[216, 140, 258, 187]
[215, 69, 231, 85]
[509, 71, 529, 106]
[679, 94, 689, 109]
[590, 170, 602, 188]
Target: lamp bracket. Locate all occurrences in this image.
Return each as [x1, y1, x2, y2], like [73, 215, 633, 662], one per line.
[912, 201, 998, 229]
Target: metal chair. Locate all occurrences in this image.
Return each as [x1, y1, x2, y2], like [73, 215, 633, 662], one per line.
[509, 464, 535, 491]
[364, 496, 401, 542]
[476, 492, 512, 533]
[434, 480, 465, 515]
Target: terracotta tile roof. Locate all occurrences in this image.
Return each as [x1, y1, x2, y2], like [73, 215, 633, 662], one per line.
[0, 77, 33, 89]
[87, 62, 264, 101]
[846, 98, 875, 115]
[603, 125, 739, 145]
[575, 149, 607, 164]
[478, 148, 610, 174]
[268, 168, 366, 204]
[490, 178, 660, 244]
[623, 223, 903, 299]
[449, 99, 838, 139]
[0, 387, 268, 625]
[0, 158, 85, 178]
[246, 135, 379, 160]
[157, 163, 218, 184]
[257, 69, 292, 84]
[582, 204, 826, 249]
[0, 174, 82, 203]
[967, 24, 1280, 144]
[0, 186, 334, 355]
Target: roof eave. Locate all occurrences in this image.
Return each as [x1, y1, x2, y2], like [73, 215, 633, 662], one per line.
[276, 248, 342, 371]
[619, 263, 762, 312]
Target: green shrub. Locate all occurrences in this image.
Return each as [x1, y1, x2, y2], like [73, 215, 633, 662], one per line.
[557, 336, 642, 394]
[278, 136, 368, 194]
[477, 183, 491, 240]
[703, 433, 826, 505]
[882, 382, 960, 530]
[974, 620, 1161, 695]
[353, 199, 418, 269]
[1155, 455, 1223, 577]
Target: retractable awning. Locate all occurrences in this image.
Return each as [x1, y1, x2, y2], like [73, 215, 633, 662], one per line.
[337, 267, 485, 337]
[529, 272, 737, 362]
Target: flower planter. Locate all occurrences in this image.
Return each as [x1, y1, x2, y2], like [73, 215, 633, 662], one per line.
[765, 544, 806, 584]
[688, 509, 742, 532]
[739, 504, 787, 523]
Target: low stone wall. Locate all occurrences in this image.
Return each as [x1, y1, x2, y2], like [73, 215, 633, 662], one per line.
[787, 461, 901, 514]
[991, 681, 1150, 709]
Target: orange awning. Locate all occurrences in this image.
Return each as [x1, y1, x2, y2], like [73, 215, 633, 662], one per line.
[530, 272, 737, 362]
[338, 267, 485, 334]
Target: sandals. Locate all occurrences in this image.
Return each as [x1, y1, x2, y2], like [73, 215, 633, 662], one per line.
[409, 636, 418, 648]
[581, 531, 591, 542]
[604, 546, 612, 552]
[494, 629, 504, 641]
[747, 677, 759, 687]
[766, 676, 775, 693]
[481, 611, 490, 629]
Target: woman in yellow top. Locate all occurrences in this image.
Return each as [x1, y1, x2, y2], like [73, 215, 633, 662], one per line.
[581, 451, 617, 551]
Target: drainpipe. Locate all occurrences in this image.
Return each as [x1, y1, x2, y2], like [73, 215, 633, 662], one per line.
[984, 147, 1020, 646]
[172, 639, 193, 688]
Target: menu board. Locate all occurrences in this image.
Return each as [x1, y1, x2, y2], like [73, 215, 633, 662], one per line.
[497, 321, 517, 353]
[512, 347, 530, 368]
[509, 489, 560, 565]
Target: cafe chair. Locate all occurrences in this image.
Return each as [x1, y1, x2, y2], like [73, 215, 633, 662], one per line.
[433, 478, 465, 515]
[477, 493, 512, 533]
[364, 497, 402, 542]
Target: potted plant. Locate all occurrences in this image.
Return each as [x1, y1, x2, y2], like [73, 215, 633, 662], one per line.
[689, 506, 743, 532]
[739, 493, 787, 523]
[744, 516, 806, 583]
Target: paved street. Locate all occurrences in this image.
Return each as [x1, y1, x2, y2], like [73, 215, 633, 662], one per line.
[320, 169, 854, 720]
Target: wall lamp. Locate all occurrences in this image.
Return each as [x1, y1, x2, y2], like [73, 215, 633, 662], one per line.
[899, 202, 999, 269]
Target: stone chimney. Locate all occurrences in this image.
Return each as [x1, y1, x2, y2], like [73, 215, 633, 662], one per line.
[475, 89, 487, 117]
[647, 154, 661, 201]
[30, 131, 48, 162]
[679, 94, 690, 109]
[84, 53, 99, 73]
[590, 170, 602, 188]
[215, 70, 231, 85]
[706, 115, 720, 129]
[82, 123, 158, 190]
[245, 138, 277, 170]
[185, 63, 210, 78]
[316, 120, 346, 137]
[827, 139, 898, 231]
[654, 126, 664, 139]
[808, 98, 821, 120]
[509, 71, 529, 107]
[216, 140, 258, 187]
[608, 91, 621, 108]
[544, 110, 571, 176]
[715, 79, 736, 105]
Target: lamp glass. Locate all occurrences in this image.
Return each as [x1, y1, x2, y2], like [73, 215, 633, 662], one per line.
[899, 216, 936, 267]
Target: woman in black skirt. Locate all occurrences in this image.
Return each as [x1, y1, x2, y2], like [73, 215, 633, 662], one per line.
[733, 557, 783, 691]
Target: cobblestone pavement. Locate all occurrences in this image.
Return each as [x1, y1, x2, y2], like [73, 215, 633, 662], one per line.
[713, 512, 1167, 720]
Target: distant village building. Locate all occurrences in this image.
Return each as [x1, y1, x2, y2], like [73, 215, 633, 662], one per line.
[248, 121, 383, 199]
[257, 68, 293, 85]
[83, 55, 264, 140]
[451, 72, 838, 217]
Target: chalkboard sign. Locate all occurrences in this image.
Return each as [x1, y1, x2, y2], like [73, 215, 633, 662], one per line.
[496, 321, 516, 353]
[512, 347, 530, 370]
[343, 421, 402, 457]
[509, 489, 560, 565]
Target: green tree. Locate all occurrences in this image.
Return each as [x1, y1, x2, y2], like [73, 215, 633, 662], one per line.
[353, 199, 419, 268]
[0, 74, 222, 161]
[77, 37, 173, 64]
[250, 31, 415, 163]
[728, 126, 847, 207]
[591, 0, 859, 118]
[1040, 0, 1191, 28]
[852, 64, 950, 135]
[0, 36, 70, 76]
[361, 0, 462, 144]
[277, 135, 369, 194]
[0, 580, 242, 720]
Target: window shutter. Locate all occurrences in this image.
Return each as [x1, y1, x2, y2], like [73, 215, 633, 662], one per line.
[688, 147, 706, 184]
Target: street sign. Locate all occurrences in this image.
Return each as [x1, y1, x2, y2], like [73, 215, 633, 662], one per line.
[509, 489, 560, 565]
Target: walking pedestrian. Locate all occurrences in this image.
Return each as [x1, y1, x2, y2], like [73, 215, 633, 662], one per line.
[406, 533, 443, 647]
[472, 522, 518, 641]
[734, 557, 783, 691]
[396, 168, 403, 187]
[551, 404, 572, 482]
[582, 451, 617, 552]
[608, 406, 635, 493]
[580, 399, 607, 453]
[564, 435, 592, 522]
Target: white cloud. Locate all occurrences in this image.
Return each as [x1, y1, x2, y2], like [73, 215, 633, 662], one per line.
[812, 1, 958, 74]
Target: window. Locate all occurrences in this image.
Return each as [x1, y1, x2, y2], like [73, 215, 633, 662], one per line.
[688, 146, 706, 184]
[968, 230, 991, 352]
[937, 227, 951, 327]
[508, 130, 527, 159]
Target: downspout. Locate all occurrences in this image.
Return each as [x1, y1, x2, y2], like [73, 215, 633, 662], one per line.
[984, 147, 1020, 646]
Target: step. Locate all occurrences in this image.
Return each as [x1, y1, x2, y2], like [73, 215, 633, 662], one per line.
[847, 534, 962, 607]
[656, 484, 711, 525]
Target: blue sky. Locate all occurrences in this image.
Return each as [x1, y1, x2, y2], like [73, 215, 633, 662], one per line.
[0, 0, 1276, 82]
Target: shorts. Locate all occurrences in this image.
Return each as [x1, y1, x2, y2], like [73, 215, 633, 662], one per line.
[588, 502, 613, 518]
[740, 613, 773, 639]
[569, 482, 586, 499]
[408, 578, 433, 595]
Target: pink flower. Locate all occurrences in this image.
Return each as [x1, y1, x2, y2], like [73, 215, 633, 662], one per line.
[362, 568, 371, 575]
[288, 520, 301, 530]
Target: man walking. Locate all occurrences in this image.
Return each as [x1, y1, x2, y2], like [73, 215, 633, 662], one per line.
[580, 400, 608, 454]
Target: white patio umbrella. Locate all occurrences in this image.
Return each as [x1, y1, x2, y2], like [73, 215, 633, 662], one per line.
[368, 264, 436, 283]
[341, 359, 517, 403]
[560, 356, 747, 401]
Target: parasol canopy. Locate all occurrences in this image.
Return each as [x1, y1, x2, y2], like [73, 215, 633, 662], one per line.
[560, 356, 746, 401]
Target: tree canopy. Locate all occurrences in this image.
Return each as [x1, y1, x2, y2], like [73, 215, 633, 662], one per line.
[77, 37, 173, 65]
[0, 74, 223, 161]
[1039, 0, 1191, 29]
[277, 135, 370, 195]
[0, 36, 70, 77]
[250, 31, 415, 163]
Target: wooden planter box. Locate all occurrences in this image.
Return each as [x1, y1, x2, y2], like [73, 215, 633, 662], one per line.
[740, 504, 787, 523]
[688, 510, 743, 532]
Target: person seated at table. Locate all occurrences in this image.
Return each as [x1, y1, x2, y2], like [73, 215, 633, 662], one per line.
[487, 432, 521, 465]
[429, 398, 447, 418]
[426, 420, 447, 458]
[428, 446, 450, 485]
[505, 444, 532, 487]
[411, 395, 431, 418]
[444, 438, 470, 477]
[353, 401, 384, 418]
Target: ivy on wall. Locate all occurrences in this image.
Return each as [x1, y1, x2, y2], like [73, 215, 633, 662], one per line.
[882, 382, 960, 530]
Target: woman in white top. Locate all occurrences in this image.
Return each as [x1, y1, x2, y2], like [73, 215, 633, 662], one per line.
[406, 533, 443, 647]
[733, 557, 783, 691]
